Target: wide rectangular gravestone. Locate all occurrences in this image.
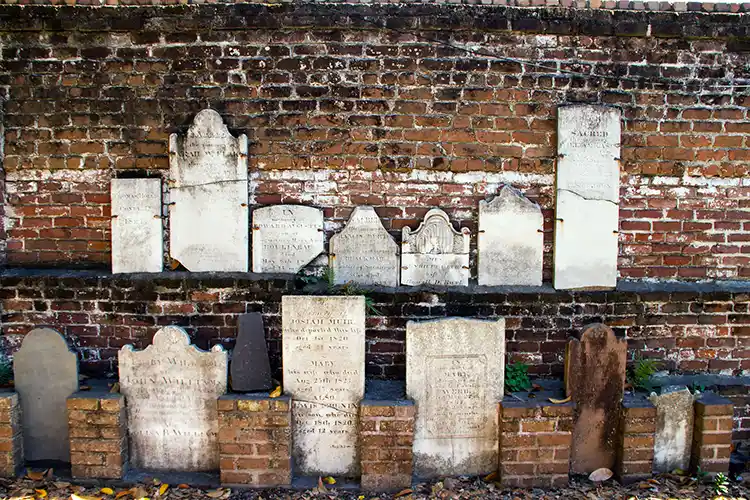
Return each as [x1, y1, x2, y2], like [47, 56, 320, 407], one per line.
[554, 104, 621, 290]
[329, 206, 399, 287]
[111, 178, 163, 274]
[406, 318, 505, 477]
[401, 208, 470, 286]
[119, 326, 228, 471]
[252, 205, 325, 273]
[478, 186, 543, 286]
[649, 386, 696, 473]
[169, 109, 248, 272]
[14, 328, 78, 461]
[282, 296, 365, 476]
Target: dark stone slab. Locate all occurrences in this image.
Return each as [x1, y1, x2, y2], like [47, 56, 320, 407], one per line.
[230, 313, 273, 392]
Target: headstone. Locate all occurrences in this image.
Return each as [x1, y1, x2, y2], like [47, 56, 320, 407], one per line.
[111, 178, 163, 274]
[478, 186, 543, 286]
[252, 205, 325, 273]
[649, 386, 696, 473]
[169, 109, 248, 272]
[230, 313, 273, 392]
[282, 296, 365, 476]
[401, 208, 470, 286]
[119, 326, 228, 471]
[554, 104, 621, 290]
[565, 323, 626, 474]
[329, 206, 399, 287]
[14, 328, 78, 461]
[406, 318, 505, 477]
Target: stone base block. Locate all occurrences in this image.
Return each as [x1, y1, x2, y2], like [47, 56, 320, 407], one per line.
[691, 393, 733, 476]
[615, 399, 656, 485]
[360, 400, 414, 492]
[0, 392, 23, 478]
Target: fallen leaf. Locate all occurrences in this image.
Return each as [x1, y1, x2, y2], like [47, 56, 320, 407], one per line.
[269, 386, 282, 398]
[315, 477, 327, 494]
[55, 482, 71, 489]
[482, 472, 497, 482]
[158, 484, 169, 496]
[71, 494, 103, 500]
[109, 382, 120, 393]
[177, 485, 189, 490]
[169, 258, 181, 270]
[100, 489, 114, 495]
[589, 467, 613, 482]
[115, 490, 132, 499]
[35, 489, 47, 498]
[322, 477, 335, 485]
[152, 479, 161, 486]
[132, 486, 149, 499]
[205, 489, 225, 499]
[26, 470, 47, 481]
[45, 469, 54, 479]
[79, 385, 91, 391]
[549, 396, 572, 404]
[531, 384, 542, 391]
[394, 488, 413, 498]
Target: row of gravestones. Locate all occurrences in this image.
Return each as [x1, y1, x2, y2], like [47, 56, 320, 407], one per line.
[16, 297, 700, 479]
[113, 104, 621, 290]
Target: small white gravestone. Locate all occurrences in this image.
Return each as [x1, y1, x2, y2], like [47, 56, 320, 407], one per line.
[649, 386, 696, 473]
[329, 206, 399, 287]
[252, 205, 325, 273]
[407, 318, 505, 477]
[282, 296, 365, 476]
[554, 104, 621, 290]
[401, 208, 470, 286]
[14, 328, 78, 461]
[169, 109, 248, 272]
[111, 178, 163, 274]
[119, 326, 228, 471]
[478, 186, 543, 286]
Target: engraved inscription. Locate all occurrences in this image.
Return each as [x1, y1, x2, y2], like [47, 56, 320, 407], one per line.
[111, 178, 162, 273]
[425, 355, 486, 438]
[253, 205, 325, 273]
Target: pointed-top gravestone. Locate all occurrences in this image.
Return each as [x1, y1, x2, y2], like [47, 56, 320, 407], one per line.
[565, 323, 626, 474]
[119, 326, 228, 471]
[649, 386, 696, 473]
[401, 208, 471, 286]
[14, 327, 78, 461]
[169, 109, 248, 272]
[230, 313, 273, 392]
[478, 186, 543, 286]
[252, 205, 325, 273]
[329, 206, 399, 287]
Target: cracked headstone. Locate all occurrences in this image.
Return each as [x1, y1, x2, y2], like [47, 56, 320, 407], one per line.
[649, 386, 696, 473]
[252, 205, 325, 273]
[401, 208, 471, 286]
[111, 178, 163, 273]
[230, 313, 273, 392]
[168, 109, 248, 272]
[554, 104, 621, 290]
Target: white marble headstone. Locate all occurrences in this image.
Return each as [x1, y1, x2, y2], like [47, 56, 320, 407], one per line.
[401, 208, 470, 286]
[111, 178, 163, 274]
[252, 205, 325, 273]
[554, 105, 620, 290]
[119, 326, 228, 471]
[329, 206, 399, 287]
[478, 186, 543, 286]
[169, 109, 248, 272]
[407, 318, 505, 477]
[649, 386, 696, 473]
[282, 296, 365, 476]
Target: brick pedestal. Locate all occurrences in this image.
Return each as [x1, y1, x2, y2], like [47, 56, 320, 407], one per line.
[360, 400, 414, 492]
[0, 392, 23, 477]
[615, 399, 656, 484]
[691, 393, 733, 476]
[217, 394, 291, 487]
[67, 392, 127, 479]
[498, 400, 573, 488]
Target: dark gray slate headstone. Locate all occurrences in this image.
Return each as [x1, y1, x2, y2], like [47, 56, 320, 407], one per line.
[230, 313, 273, 392]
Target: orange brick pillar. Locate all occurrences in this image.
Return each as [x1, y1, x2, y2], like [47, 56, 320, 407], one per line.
[498, 400, 573, 488]
[615, 399, 656, 484]
[0, 392, 23, 477]
[217, 394, 292, 487]
[67, 392, 127, 479]
[691, 393, 733, 476]
[360, 400, 415, 492]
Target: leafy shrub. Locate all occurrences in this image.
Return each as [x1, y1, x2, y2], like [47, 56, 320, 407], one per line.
[505, 362, 532, 393]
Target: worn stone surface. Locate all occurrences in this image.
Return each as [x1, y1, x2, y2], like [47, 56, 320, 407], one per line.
[478, 186, 543, 286]
[252, 205, 324, 273]
[282, 295, 365, 476]
[119, 326, 228, 471]
[401, 208, 470, 286]
[169, 109, 248, 272]
[329, 206, 399, 287]
[565, 323, 627, 475]
[111, 178, 163, 274]
[230, 313, 273, 392]
[649, 386, 696, 473]
[406, 317, 505, 477]
[14, 327, 78, 461]
[554, 104, 621, 290]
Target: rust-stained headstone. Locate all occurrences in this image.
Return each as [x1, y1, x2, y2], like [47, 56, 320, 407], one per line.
[565, 323, 626, 475]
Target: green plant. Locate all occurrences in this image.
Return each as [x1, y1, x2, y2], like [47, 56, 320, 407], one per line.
[505, 362, 532, 393]
[713, 472, 729, 495]
[0, 354, 12, 386]
[627, 356, 659, 392]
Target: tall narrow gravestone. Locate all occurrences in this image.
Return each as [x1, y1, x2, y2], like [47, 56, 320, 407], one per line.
[649, 386, 696, 473]
[230, 313, 273, 392]
[252, 205, 325, 273]
[14, 328, 78, 461]
[478, 186, 543, 286]
[329, 206, 399, 287]
[282, 296, 365, 476]
[169, 109, 248, 272]
[565, 323, 626, 474]
[401, 208, 470, 286]
[407, 318, 505, 477]
[111, 178, 163, 274]
[554, 105, 621, 290]
[119, 326, 228, 471]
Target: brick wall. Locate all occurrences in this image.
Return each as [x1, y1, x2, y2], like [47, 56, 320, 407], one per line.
[359, 400, 414, 491]
[0, 392, 22, 478]
[691, 393, 733, 475]
[615, 399, 656, 484]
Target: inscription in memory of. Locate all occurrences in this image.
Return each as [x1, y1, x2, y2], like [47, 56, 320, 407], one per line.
[253, 205, 325, 273]
[282, 296, 365, 476]
[425, 355, 486, 438]
[111, 178, 163, 274]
